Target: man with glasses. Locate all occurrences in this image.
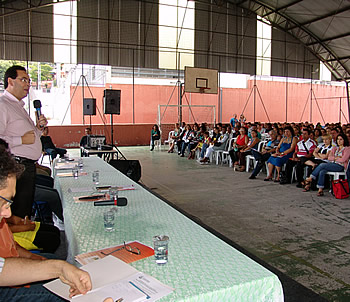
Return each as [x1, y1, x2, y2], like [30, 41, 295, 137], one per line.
[0, 65, 47, 224]
[0, 148, 92, 301]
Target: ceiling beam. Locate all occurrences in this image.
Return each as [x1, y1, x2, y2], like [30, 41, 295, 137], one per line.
[306, 31, 350, 46]
[261, 0, 303, 19]
[288, 5, 350, 31]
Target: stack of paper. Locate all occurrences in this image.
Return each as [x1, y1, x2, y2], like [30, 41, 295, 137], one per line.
[44, 256, 173, 302]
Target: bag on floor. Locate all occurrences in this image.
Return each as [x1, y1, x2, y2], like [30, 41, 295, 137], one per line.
[332, 179, 349, 199]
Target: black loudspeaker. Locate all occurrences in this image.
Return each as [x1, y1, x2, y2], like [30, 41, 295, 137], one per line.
[83, 98, 96, 115]
[108, 159, 141, 182]
[104, 89, 121, 115]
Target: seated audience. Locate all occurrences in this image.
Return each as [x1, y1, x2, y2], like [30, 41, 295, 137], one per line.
[188, 124, 202, 159]
[229, 127, 248, 166]
[195, 131, 211, 160]
[200, 126, 229, 164]
[199, 126, 220, 160]
[314, 128, 323, 144]
[167, 123, 181, 153]
[248, 124, 261, 139]
[265, 126, 298, 182]
[40, 127, 67, 161]
[179, 124, 194, 157]
[80, 127, 91, 157]
[150, 124, 160, 151]
[236, 129, 260, 172]
[282, 128, 317, 186]
[304, 133, 350, 196]
[304, 134, 332, 170]
[346, 128, 350, 143]
[331, 128, 339, 146]
[80, 127, 91, 148]
[249, 130, 279, 179]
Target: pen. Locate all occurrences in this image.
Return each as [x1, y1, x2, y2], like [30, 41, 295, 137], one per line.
[116, 298, 124, 302]
[78, 194, 105, 200]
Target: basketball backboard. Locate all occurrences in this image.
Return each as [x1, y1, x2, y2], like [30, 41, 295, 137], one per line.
[184, 67, 218, 94]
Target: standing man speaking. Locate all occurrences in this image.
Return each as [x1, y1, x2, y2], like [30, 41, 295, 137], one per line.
[0, 65, 47, 220]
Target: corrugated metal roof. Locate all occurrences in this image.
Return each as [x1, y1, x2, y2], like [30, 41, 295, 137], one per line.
[234, 0, 350, 81]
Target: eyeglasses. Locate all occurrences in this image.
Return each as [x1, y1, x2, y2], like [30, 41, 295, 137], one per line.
[16, 77, 31, 84]
[0, 195, 13, 209]
[101, 241, 141, 256]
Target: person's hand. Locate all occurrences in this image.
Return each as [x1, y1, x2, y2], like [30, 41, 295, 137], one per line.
[30, 253, 46, 260]
[36, 114, 48, 130]
[7, 216, 36, 232]
[9, 223, 36, 232]
[59, 262, 92, 298]
[22, 130, 35, 144]
[103, 298, 113, 302]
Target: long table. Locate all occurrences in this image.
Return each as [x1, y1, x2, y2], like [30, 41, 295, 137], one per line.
[54, 157, 284, 301]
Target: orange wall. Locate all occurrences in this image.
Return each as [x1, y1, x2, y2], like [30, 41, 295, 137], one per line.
[70, 79, 348, 126]
[46, 79, 348, 148]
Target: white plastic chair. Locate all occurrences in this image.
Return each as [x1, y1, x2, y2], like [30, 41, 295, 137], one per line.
[150, 139, 161, 150]
[214, 138, 230, 165]
[245, 141, 266, 172]
[223, 137, 236, 167]
[164, 131, 174, 148]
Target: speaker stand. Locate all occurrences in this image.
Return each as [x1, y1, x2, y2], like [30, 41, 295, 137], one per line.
[110, 114, 126, 160]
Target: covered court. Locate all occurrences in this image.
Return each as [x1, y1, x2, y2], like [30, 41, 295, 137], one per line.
[3, 0, 350, 301]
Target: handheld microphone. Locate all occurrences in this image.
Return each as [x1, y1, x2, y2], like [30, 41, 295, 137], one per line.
[33, 99, 42, 121]
[94, 197, 127, 207]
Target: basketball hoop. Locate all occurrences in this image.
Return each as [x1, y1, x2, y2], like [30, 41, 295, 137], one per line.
[199, 87, 210, 94]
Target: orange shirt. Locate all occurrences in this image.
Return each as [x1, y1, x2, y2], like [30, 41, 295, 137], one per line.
[0, 218, 19, 258]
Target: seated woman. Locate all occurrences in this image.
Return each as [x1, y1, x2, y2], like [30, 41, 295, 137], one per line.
[265, 126, 298, 182]
[314, 128, 323, 144]
[249, 130, 279, 179]
[188, 124, 202, 159]
[304, 133, 350, 196]
[167, 123, 181, 153]
[150, 124, 160, 151]
[179, 124, 194, 157]
[236, 129, 260, 172]
[40, 127, 67, 160]
[229, 127, 248, 166]
[304, 134, 332, 170]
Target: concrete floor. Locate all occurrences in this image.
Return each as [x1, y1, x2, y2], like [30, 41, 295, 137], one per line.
[109, 146, 350, 302]
[62, 146, 350, 301]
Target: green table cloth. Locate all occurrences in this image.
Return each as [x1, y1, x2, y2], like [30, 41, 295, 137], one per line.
[54, 157, 284, 302]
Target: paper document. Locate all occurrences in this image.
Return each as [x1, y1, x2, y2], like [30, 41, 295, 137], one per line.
[75, 241, 154, 264]
[44, 256, 174, 302]
[68, 187, 94, 193]
[72, 272, 173, 302]
[56, 172, 88, 177]
[96, 185, 136, 192]
[55, 162, 77, 170]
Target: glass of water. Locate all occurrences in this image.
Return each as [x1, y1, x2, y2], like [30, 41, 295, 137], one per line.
[92, 170, 100, 184]
[103, 210, 115, 232]
[153, 235, 169, 265]
[78, 158, 84, 169]
[109, 187, 118, 202]
[72, 167, 79, 179]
